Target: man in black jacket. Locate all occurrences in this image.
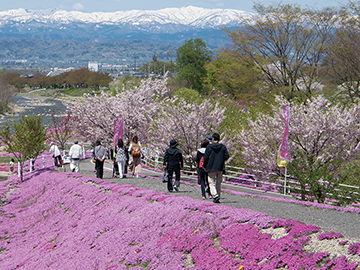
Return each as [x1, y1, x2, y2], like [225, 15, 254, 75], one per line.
[203, 133, 229, 203]
[163, 139, 184, 192]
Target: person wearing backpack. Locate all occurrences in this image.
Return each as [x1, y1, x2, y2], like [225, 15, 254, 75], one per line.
[196, 139, 210, 200]
[163, 139, 183, 192]
[128, 135, 143, 178]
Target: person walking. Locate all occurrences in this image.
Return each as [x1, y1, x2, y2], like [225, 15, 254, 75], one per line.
[49, 142, 62, 167]
[115, 138, 127, 178]
[203, 133, 229, 203]
[128, 136, 143, 178]
[196, 139, 210, 200]
[163, 139, 183, 192]
[9, 158, 15, 173]
[69, 139, 83, 172]
[124, 140, 130, 177]
[93, 140, 107, 179]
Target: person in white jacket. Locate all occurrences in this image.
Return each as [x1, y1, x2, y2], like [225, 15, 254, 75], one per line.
[69, 139, 83, 172]
[50, 142, 62, 167]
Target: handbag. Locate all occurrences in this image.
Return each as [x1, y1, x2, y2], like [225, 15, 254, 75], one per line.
[92, 157, 96, 163]
[162, 172, 169, 183]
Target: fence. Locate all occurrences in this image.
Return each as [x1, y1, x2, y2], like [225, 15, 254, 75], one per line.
[143, 147, 360, 203]
[17, 144, 360, 204]
[17, 145, 94, 178]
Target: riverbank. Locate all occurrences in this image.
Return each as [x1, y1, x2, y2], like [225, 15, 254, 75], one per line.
[0, 93, 67, 127]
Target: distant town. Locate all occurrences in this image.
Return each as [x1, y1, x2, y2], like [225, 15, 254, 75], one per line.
[0, 58, 152, 79]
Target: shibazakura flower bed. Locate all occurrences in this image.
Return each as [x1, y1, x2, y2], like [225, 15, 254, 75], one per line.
[0, 171, 358, 269]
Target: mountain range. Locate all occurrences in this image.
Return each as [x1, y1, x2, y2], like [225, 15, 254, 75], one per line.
[0, 6, 251, 46]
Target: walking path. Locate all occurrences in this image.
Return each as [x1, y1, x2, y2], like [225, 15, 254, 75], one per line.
[63, 158, 360, 241]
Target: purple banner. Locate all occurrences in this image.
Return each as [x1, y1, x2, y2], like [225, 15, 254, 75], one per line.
[113, 118, 123, 147]
[279, 105, 290, 162]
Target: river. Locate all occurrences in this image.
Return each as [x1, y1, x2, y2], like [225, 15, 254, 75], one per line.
[0, 93, 67, 128]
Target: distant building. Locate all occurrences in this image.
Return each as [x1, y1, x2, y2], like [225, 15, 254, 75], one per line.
[88, 61, 99, 72]
[46, 67, 75, 77]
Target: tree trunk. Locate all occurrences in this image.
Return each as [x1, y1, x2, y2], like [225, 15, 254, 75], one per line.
[20, 162, 24, 183]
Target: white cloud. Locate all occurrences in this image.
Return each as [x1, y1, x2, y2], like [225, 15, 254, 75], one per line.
[211, 0, 225, 7]
[73, 3, 84, 11]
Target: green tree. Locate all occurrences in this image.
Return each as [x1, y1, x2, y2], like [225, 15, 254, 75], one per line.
[205, 51, 264, 100]
[0, 76, 13, 114]
[174, 88, 202, 104]
[224, 3, 338, 100]
[0, 114, 47, 182]
[176, 38, 212, 91]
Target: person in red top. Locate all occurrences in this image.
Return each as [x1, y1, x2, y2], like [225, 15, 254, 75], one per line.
[196, 139, 210, 200]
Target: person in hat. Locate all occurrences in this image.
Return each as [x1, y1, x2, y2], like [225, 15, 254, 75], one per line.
[163, 139, 183, 192]
[69, 139, 83, 172]
[49, 142, 62, 167]
[93, 140, 107, 179]
[203, 133, 229, 203]
[204, 135, 213, 142]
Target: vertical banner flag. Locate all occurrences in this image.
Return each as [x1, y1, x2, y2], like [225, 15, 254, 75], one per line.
[277, 105, 290, 167]
[113, 118, 123, 147]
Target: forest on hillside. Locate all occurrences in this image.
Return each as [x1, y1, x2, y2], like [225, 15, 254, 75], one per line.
[0, 38, 175, 64]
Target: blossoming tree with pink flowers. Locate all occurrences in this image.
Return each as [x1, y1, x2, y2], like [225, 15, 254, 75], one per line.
[46, 110, 77, 150]
[148, 97, 232, 168]
[237, 95, 360, 202]
[67, 76, 169, 147]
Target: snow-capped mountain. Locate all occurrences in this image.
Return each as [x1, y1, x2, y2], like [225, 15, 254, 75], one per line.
[0, 6, 250, 30]
[0, 6, 252, 46]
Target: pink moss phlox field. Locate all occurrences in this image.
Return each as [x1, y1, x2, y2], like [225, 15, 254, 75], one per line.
[318, 231, 344, 241]
[142, 165, 360, 215]
[0, 171, 358, 269]
[348, 243, 360, 255]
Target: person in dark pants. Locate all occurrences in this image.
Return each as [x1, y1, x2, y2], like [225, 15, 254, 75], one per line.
[196, 139, 210, 200]
[163, 139, 183, 192]
[49, 142, 62, 167]
[93, 140, 107, 179]
[203, 133, 229, 203]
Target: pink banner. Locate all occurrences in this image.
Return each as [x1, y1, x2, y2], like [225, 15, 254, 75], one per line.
[113, 118, 123, 147]
[279, 105, 290, 162]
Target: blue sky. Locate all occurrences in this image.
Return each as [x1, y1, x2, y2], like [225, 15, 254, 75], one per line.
[0, 0, 345, 13]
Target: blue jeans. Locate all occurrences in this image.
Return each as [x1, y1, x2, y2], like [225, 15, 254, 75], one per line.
[199, 169, 207, 197]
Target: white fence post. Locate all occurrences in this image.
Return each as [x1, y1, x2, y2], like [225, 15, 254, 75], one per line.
[155, 147, 159, 169]
[284, 167, 288, 195]
[18, 162, 20, 177]
[42, 155, 45, 169]
[29, 159, 33, 172]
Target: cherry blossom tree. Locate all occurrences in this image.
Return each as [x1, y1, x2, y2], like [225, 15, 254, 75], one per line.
[66, 76, 169, 147]
[238, 95, 360, 202]
[148, 97, 232, 168]
[46, 110, 77, 150]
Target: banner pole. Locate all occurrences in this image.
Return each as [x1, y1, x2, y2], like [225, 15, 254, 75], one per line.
[284, 166, 287, 195]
